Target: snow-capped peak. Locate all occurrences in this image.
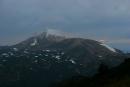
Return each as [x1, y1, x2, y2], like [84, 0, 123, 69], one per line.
[38, 29, 76, 40]
[45, 29, 65, 37]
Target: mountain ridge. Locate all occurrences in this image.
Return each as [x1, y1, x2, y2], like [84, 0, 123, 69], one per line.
[0, 31, 126, 87]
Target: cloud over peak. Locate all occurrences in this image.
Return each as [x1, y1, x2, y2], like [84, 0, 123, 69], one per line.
[0, 0, 130, 51]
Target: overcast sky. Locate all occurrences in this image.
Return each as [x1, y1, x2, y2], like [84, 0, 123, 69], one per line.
[0, 0, 130, 51]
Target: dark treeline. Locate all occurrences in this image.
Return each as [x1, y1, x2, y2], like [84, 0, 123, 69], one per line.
[55, 56, 130, 87]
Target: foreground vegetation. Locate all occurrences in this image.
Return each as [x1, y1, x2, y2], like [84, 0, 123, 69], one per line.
[56, 56, 130, 87]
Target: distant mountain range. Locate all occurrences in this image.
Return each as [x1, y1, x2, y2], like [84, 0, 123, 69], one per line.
[0, 30, 126, 87]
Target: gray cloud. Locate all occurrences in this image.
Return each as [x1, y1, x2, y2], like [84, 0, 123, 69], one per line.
[0, 0, 130, 51]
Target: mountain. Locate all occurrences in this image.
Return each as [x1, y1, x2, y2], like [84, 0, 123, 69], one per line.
[0, 30, 125, 87]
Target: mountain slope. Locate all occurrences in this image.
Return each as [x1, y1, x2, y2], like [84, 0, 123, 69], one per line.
[0, 31, 125, 87]
[56, 57, 130, 87]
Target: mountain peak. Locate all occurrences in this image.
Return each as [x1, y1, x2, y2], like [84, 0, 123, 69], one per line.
[35, 29, 76, 42]
[38, 29, 78, 39]
[45, 29, 65, 37]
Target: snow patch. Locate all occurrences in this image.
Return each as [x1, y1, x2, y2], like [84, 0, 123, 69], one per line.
[38, 54, 42, 56]
[45, 54, 48, 57]
[2, 60, 7, 62]
[69, 59, 76, 64]
[8, 52, 14, 56]
[55, 55, 61, 60]
[35, 56, 39, 58]
[13, 48, 18, 51]
[42, 29, 74, 39]
[98, 55, 103, 58]
[30, 39, 38, 46]
[100, 43, 116, 52]
[61, 52, 65, 55]
[46, 50, 50, 52]
[24, 50, 29, 54]
[2, 53, 9, 56]
[46, 29, 66, 38]
[98, 55, 104, 60]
